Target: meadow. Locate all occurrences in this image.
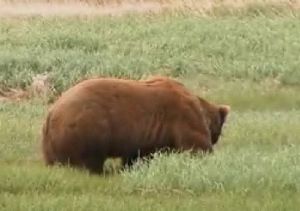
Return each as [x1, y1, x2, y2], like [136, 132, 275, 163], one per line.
[1, 0, 300, 210]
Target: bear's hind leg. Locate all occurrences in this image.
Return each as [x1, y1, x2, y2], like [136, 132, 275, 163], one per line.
[83, 156, 105, 175]
[121, 154, 139, 170]
[79, 147, 106, 175]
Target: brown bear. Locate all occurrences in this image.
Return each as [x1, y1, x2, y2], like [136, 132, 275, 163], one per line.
[41, 76, 230, 174]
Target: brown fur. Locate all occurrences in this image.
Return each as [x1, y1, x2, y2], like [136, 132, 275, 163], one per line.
[41, 76, 230, 174]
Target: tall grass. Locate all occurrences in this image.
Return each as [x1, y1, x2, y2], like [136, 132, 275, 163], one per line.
[122, 110, 300, 193]
[1, 15, 300, 92]
[2, 0, 300, 12]
[2, 0, 300, 20]
[122, 147, 300, 194]
[0, 102, 299, 210]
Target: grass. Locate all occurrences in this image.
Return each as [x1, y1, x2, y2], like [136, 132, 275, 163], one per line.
[1, 15, 300, 92]
[123, 147, 300, 193]
[0, 102, 300, 210]
[2, 0, 300, 13]
[1, 2, 300, 210]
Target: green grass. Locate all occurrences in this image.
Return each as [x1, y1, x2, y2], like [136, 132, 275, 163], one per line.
[1, 6, 300, 210]
[1, 98, 300, 210]
[1, 15, 300, 92]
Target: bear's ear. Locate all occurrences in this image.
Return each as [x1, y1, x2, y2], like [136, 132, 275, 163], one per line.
[219, 105, 231, 124]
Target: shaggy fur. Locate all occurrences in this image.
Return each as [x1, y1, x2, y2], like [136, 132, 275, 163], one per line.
[41, 76, 230, 174]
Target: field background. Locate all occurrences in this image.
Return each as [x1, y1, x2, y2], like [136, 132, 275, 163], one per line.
[1, 0, 300, 210]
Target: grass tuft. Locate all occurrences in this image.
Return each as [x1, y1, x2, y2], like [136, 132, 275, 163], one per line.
[122, 146, 300, 194]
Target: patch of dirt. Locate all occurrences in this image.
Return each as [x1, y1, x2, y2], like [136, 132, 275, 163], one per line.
[0, 88, 29, 102]
[0, 73, 53, 102]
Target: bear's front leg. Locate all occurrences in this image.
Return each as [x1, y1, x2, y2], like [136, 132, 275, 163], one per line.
[175, 129, 213, 154]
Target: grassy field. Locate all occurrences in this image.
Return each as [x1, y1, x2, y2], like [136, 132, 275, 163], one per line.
[1, 1, 300, 210]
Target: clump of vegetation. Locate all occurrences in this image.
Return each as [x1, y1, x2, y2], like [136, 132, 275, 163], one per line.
[1, 13, 300, 93]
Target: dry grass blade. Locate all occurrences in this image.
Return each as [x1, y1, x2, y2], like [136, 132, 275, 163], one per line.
[0, 1, 170, 17]
[0, 0, 300, 17]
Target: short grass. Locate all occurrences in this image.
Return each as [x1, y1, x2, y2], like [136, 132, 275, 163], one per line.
[1, 4, 300, 210]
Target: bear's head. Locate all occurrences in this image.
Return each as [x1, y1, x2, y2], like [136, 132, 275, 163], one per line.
[198, 97, 230, 145]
